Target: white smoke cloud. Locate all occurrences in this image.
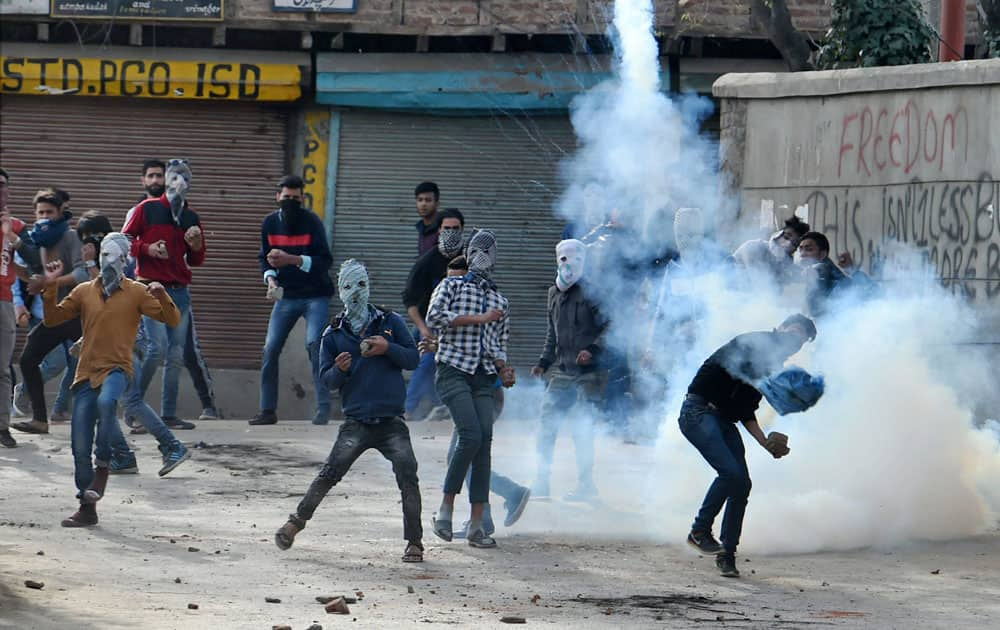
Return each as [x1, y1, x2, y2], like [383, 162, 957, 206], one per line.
[492, 0, 1000, 554]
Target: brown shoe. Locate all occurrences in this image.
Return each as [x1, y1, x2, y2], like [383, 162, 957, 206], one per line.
[274, 516, 304, 550]
[11, 420, 49, 434]
[61, 503, 98, 527]
[83, 467, 110, 503]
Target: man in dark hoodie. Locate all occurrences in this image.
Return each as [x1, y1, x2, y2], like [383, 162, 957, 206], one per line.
[273, 259, 423, 563]
[11, 189, 88, 435]
[249, 175, 334, 426]
[681, 313, 816, 578]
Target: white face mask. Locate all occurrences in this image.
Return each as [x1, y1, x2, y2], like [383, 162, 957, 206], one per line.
[555, 238, 586, 291]
[99, 233, 130, 295]
[337, 260, 370, 332]
[768, 231, 795, 260]
[793, 251, 818, 267]
[673, 207, 705, 259]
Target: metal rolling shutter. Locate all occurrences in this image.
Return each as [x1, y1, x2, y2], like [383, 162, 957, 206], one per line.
[332, 110, 576, 368]
[0, 96, 289, 369]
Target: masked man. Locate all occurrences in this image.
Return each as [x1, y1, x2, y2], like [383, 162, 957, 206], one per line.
[426, 230, 515, 550]
[530, 239, 607, 501]
[401, 208, 466, 422]
[123, 159, 206, 429]
[250, 175, 334, 426]
[274, 259, 424, 562]
[42, 233, 185, 527]
[680, 314, 816, 577]
[733, 215, 810, 285]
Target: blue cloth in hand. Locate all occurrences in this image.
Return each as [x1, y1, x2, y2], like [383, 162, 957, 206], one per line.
[757, 367, 824, 415]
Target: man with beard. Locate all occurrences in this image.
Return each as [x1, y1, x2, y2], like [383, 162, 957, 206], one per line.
[274, 259, 424, 562]
[123, 159, 206, 430]
[41, 233, 187, 527]
[0, 168, 41, 448]
[531, 239, 607, 502]
[680, 314, 816, 577]
[250, 175, 334, 426]
[134, 159, 217, 425]
[427, 229, 515, 550]
[11, 189, 89, 435]
[414, 182, 441, 256]
[402, 208, 465, 422]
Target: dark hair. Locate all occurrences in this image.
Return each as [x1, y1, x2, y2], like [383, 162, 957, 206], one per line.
[54, 188, 71, 206]
[414, 181, 440, 201]
[142, 159, 166, 175]
[77, 211, 114, 241]
[800, 231, 830, 253]
[780, 313, 817, 341]
[278, 174, 305, 191]
[0, 167, 9, 181]
[438, 207, 465, 226]
[33, 188, 61, 207]
[784, 216, 810, 238]
[447, 255, 468, 271]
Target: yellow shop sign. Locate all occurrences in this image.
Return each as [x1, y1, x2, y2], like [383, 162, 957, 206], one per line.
[0, 56, 302, 101]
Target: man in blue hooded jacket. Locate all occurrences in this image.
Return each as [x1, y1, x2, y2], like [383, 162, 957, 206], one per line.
[274, 259, 424, 563]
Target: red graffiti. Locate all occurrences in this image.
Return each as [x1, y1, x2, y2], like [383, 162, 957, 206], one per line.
[837, 100, 969, 178]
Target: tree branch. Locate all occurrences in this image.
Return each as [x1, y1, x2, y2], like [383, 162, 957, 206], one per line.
[750, 0, 815, 71]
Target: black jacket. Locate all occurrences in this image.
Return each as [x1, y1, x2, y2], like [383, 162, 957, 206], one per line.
[537, 283, 607, 374]
[401, 247, 450, 319]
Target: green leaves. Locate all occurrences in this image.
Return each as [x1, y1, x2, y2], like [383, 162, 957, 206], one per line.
[816, 0, 935, 69]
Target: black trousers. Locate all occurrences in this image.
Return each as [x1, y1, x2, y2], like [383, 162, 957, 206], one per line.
[19, 318, 82, 423]
[295, 417, 423, 543]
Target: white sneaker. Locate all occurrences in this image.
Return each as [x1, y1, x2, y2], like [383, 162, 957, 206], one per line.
[12, 384, 31, 417]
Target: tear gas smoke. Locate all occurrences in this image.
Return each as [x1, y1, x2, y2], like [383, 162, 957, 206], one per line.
[492, 0, 1000, 554]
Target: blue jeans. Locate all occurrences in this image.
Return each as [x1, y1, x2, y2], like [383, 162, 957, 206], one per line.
[260, 296, 331, 414]
[71, 371, 129, 496]
[536, 370, 602, 488]
[30, 315, 76, 414]
[112, 354, 180, 456]
[139, 287, 191, 419]
[678, 396, 751, 554]
[405, 331, 440, 416]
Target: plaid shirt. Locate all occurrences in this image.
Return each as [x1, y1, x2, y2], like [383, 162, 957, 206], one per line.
[426, 275, 509, 375]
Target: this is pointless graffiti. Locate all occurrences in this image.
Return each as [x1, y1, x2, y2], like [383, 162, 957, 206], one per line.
[800, 173, 1000, 300]
[837, 100, 969, 179]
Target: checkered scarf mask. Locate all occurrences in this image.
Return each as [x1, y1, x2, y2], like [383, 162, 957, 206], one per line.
[99, 232, 130, 296]
[165, 159, 192, 223]
[338, 259, 371, 333]
[437, 224, 464, 257]
[466, 229, 497, 279]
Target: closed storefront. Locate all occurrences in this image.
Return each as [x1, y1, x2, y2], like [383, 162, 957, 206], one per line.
[0, 44, 307, 368]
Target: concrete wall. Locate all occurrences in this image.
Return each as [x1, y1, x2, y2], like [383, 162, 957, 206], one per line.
[714, 59, 1000, 336]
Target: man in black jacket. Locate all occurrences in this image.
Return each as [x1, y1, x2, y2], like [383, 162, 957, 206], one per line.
[531, 239, 607, 501]
[681, 314, 816, 577]
[250, 175, 334, 426]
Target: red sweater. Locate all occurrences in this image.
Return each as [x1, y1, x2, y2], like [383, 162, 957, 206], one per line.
[123, 195, 206, 286]
[0, 218, 27, 302]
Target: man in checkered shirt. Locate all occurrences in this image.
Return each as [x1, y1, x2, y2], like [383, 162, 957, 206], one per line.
[425, 229, 515, 550]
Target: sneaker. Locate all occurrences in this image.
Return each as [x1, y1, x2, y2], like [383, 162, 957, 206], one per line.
[0, 430, 16, 448]
[563, 484, 598, 503]
[125, 416, 148, 435]
[503, 486, 531, 527]
[162, 416, 196, 430]
[61, 503, 98, 527]
[10, 419, 49, 434]
[274, 517, 304, 550]
[49, 409, 71, 424]
[12, 384, 31, 417]
[687, 530, 723, 555]
[198, 407, 219, 421]
[454, 509, 496, 540]
[249, 410, 277, 426]
[716, 553, 740, 578]
[467, 527, 498, 549]
[158, 443, 191, 477]
[311, 407, 330, 426]
[109, 452, 139, 475]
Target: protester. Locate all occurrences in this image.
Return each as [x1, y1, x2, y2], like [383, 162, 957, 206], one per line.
[402, 208, 465, 422]
[427, 229, 515, 549]
[733, 215, 810, 284]
[123, 159, 205, 430]
[531, 239, 607, 501]
[274, 259, 424, 562]
[795, 231, 872, 317]
[414, 182, 441, 256]
[11, 190, 88, 435]
[680, 314, 816, 577]
[42, 233, 188, 527]
[250, 175, 334, 426]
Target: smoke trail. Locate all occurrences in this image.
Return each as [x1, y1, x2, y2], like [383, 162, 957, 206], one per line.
[492, 0, 1000, 553]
